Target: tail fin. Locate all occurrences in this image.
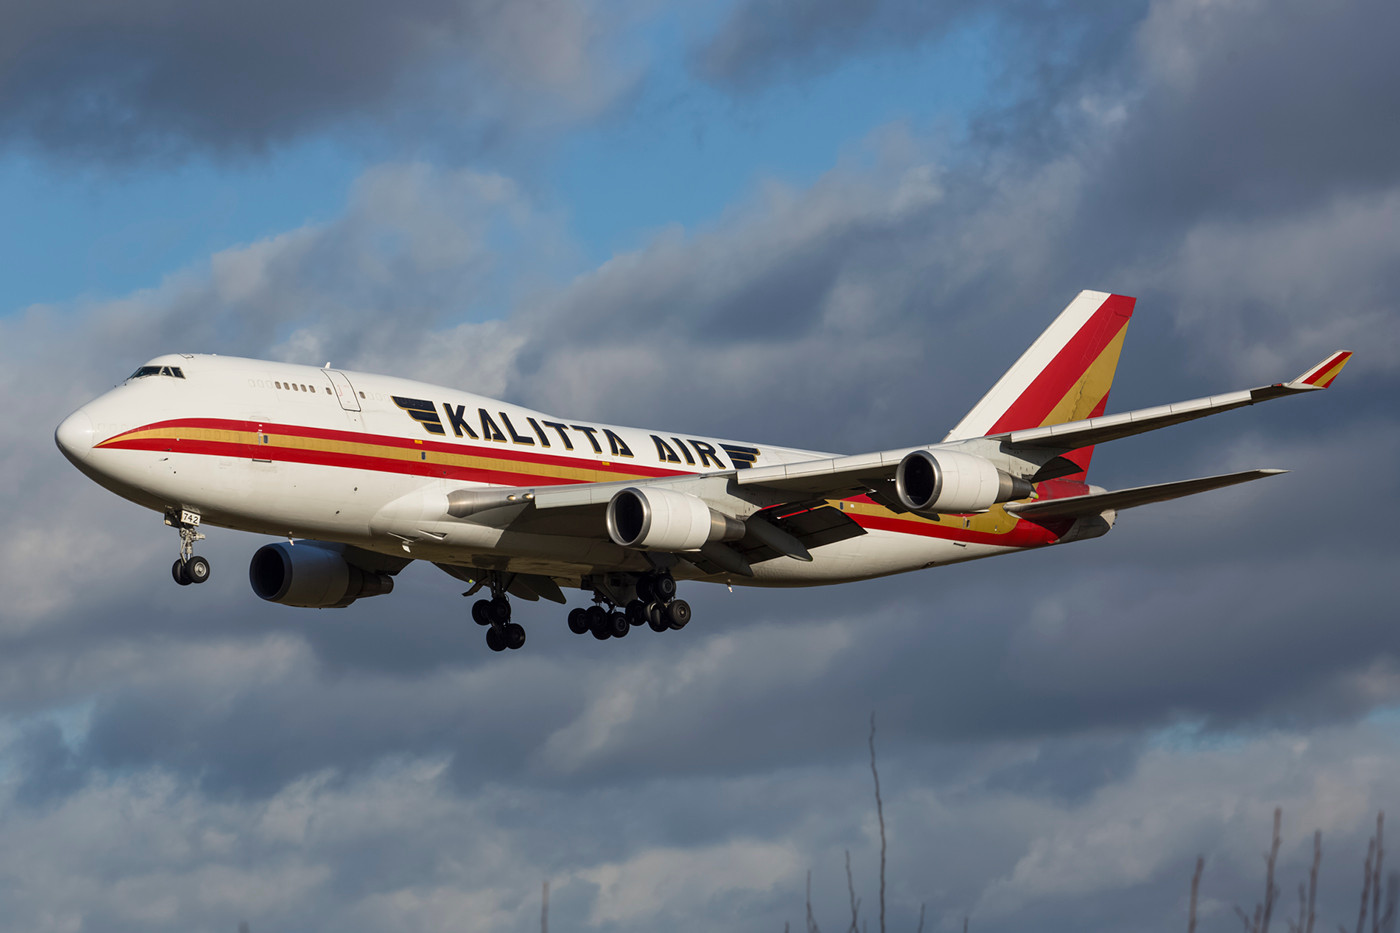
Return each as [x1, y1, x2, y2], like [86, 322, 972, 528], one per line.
[944, 290, 1135, 477]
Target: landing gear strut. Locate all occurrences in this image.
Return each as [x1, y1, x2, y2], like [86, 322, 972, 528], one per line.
[166, 509, 210, 586]
[465, 573, 525, 652]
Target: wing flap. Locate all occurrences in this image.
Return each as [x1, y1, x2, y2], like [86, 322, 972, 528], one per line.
[1006, 469, 1286, 521]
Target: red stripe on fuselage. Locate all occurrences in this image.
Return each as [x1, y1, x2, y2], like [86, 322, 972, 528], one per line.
[97, 418, 690, 481]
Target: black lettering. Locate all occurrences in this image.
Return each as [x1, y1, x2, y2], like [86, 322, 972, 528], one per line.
[652, 435, 681, 463]
[527, 417, 551, 448]
[441, 403, 479, 439]
[603, 429, 633, 458]
[542, 421, 574, 450]
[393, 396, 446, 436]
[478, 409, 507, 442]
[499, 412, 534, 445]
[689, 439, 725, 469]
[571, 425, 603, 454]
[720, 443, 761, 469]
[671, 437, 696, 465]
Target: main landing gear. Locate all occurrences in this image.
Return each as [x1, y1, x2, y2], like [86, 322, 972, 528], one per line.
[167, 509, 211, 586]
[567, 571, 691, 642]
[466, 573, 526, 652]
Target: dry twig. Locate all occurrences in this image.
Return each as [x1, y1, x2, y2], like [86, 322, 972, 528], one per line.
[1190, 856, 1205, 933]
[869, 713, 886, 933]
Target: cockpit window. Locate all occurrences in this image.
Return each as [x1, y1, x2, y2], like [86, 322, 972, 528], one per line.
[129, 365, 186, 380]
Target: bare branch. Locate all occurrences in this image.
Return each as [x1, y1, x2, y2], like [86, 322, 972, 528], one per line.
[915, 903, 925, 933]
[869, 712, 886, 933]
[1356, 838, 1377, 933]
[845, 849, 860, 933]
[1308, 831, 1322, 933]
[1264, 808, 1283, 933]
[1375, 813, 1386, 933]
[1190, 856, 1205, 933]
[807, 870, 822, 933]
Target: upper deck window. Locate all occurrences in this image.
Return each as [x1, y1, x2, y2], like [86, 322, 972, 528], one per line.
[129, 365, 186, 380]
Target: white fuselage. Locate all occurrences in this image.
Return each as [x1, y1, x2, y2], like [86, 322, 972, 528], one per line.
[57, 354, 1059, 590]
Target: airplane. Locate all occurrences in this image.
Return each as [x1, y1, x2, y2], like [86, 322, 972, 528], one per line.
[54, 291, 1351, 652]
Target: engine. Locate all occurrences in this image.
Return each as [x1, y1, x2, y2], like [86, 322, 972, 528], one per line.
[894, 449, 1033, 514]
[248, 543, 394, 608]
[606, 487, 745, 551]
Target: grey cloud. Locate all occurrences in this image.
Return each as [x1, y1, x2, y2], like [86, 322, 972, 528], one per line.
[0, 0, 625, 159]
[692, 0, 967, 91]
[1097, 0, 1400, 225]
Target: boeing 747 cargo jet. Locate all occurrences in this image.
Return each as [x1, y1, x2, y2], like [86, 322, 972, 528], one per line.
[55, 292, 1350, 651]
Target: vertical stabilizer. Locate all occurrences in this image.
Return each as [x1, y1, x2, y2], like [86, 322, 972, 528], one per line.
[944, 290, 1135, 477]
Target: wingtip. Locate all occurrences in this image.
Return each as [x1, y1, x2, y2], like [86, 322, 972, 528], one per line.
[1290, 350, 1353, 389]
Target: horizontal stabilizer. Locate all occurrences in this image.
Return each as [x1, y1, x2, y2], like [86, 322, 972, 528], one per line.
[1006, 469, 1286, 521]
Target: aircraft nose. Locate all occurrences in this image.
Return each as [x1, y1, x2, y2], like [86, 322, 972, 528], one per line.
[55, 408, 95, 463]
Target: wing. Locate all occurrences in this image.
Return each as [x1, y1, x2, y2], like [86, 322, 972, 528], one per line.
[733, 350, 1351, 500]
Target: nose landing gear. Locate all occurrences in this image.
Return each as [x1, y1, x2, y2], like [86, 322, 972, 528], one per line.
[167, 509, 210, 586]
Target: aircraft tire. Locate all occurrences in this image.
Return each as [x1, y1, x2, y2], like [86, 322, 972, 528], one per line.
[665, 599, 692, 630]
[172, 559, 191, 586]
[186, 555, 211, 584]
[636, 576, 654, 603]
[567, 607, 590, 635]
[645, 602, 668, 632]
[652, 574, 677, 602]
[485, 626, 507, 652]
[625, 599, 647, 626]
[490, 595, 511, 624]
[586, 606, 610, 640]
[609, 612, 630, 638]
[472, 599, 493, 626]
[506, 622, 526, 650]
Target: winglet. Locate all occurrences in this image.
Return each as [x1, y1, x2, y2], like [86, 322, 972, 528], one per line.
[1288, 351, 1353, 389]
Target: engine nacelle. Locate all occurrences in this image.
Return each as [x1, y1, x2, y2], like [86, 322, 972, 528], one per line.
[894, 449, 1033, 514]
[249, 543, 394, 608]
[606, 487, 745, 551]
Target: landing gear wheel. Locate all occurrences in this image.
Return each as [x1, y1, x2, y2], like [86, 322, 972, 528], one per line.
[636, 576, 654, 603]
[490, 596, 511, 624]
[568, 607, 590, 635]
[609, 612, 630, 638]
[472, 599, 493, 626]
[625, 599, 647, 627]
[645, 602, 668, 632]
[652, 574, 677, 602]
[185, 555, 211, 584]
[505, 622, 526, 650]
[586, 606, 610, 640]
[665, 599, 692, 630]
[172, 559, 191, 586]
[485, 626, 507, 652]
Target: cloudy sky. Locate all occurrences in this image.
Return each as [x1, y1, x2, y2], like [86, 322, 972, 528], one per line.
[4, 0, 1400, 930]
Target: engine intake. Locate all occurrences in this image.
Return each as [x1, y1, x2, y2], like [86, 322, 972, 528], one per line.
[249, 543, 394, 608]
[606, 487, 744, 551]
[894, 450, 1033, 514]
